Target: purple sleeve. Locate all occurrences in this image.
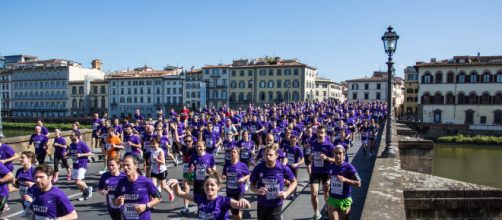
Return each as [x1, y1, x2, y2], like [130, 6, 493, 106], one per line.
[147, 178, 162, 198]
[29, 135, 34, 145]
[193, 193, 202, 205]
[0, 163, 9, 175]
[98, 173, 107, 190]
[249, 165, 260, 184]
[348, 164, 361, 181]
[4, 145, 15, 158]
[210, 156, 215, 168]
[282, 164, 296, 182]
[297, 147, 304, 159]
[42, 136, 49, 145]
[81, 142, 91, 153]
[56, 190, 75, 216]
[113, 179, 125, 199]
[241, 163, 250, 175]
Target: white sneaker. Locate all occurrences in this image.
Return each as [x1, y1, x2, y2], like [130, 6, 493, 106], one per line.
[87, 186, 93, 199]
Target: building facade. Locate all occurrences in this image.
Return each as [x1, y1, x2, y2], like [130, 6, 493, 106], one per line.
[314, 77, 344, 101]
[416, 56, 502, 126]
[346, 71, 404, 113]
[184, 69, 207, 110]
[68, 78, 108, 117]
[10, 59, 104, 117]
[403, 66, 419, 119]
[229, 57, 317, 107]
[202, 65, 229, 108]
[107, 66, 183, 119]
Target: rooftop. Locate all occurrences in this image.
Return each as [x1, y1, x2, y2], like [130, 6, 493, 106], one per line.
[415, 55, 502, 67]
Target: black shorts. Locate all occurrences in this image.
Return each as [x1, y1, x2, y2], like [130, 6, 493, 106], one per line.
[227, 192, 244, 215]
[309, 173, 329, 185]
[54, 156, 69, 172]
[150, 170, 168, 180]
[257, 204, 282, 220]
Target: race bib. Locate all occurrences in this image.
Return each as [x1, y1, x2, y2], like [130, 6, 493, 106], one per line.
[196, 167, 206, 181]
[34, 141, 41, 149]
[250, 126, 256, 133]
[265, 184, 280, 200]
[224, 151, 231, 161]
[330, 176, 344, 195]
[183, 163, 189, 173]
[227, 175, 238, 189]
[198, 211, 214, 220]
[241, 149, 250, 159]
[313, 152, 324, 167]
[124, 203, 140, 219]
[19, 185, 28, 196]
[206, 139, 213, 147]
[287, 153, 295, 165]
[125, 144, 132, 153]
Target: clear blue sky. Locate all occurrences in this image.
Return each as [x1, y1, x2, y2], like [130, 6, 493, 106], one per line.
[1, 1, 501, 81]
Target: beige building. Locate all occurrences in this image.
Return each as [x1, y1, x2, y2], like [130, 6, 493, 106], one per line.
[184, 69, 206, 110]
[229, 57, 317, 107]
[68, 78, 108, 117]
[314, 77, 344, 101]
[403, 66, 419, 119]
[346, 71, 405, 114]
[202, 65, 229, 108]
[416, 55, 502, 127]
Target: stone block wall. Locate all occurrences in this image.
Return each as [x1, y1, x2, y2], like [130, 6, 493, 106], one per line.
[398, 139, 434, 174]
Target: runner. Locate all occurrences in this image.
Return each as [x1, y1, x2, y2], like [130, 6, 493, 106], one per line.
[149, 138, 174, 202]
[113, 155, 162, 220]
[14, 151, 36, 217]
[22, 164, 77, 219]
[28, 126, 49, 165]
[326, 145, 361, 220]
[98, 159, 126, 220]
[222, 147, 250, 220]
[167, 174, 251, 220]
[123, 125, 142, 160]
[250, 145, 297, 220]
[68, 131, 93, 201]
[283, 134, 304, 199]
[53, 129, 71, 182]
[189, 141, 216, 198]
[309, 125, 335, 220]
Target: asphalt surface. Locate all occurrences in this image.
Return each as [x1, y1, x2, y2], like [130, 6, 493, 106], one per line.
[2, 135, 376, 220]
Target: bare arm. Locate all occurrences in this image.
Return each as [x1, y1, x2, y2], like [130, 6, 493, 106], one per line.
[57, 210, 78, 220]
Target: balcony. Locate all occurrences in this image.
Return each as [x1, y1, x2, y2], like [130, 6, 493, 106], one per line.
[207, 83, 228, 89]
[209, 74, 221, 78]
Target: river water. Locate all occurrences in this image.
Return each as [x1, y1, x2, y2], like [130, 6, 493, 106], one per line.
[433, 144, 502, 189]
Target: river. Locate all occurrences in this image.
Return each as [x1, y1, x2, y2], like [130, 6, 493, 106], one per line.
[433, 144, 502, 189]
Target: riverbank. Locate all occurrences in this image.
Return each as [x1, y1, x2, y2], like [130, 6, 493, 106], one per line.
[3, 121, 92, 130]
[437, 134, 502, 145]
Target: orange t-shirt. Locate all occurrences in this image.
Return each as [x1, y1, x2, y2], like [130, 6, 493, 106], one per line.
[106, 136, 122, 159]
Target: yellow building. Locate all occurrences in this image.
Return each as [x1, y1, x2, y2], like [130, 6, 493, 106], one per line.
[229, 57, 317, 107]
[403, 66, 419, 119]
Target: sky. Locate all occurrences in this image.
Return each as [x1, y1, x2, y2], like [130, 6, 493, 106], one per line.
[1, 0, 501, 81]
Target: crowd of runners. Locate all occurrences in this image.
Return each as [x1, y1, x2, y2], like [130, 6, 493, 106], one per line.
[0, 100, 386, 220]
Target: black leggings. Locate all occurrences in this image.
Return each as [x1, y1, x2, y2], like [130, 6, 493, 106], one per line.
[37, 153, 46, 165]
[109, 209, 122, 220]
[0, 196, 7, 216]
[54, 156, 70, 172]
[257, 204, 282, 220]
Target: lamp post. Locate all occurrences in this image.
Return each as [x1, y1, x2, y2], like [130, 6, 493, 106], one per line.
[381, 26, 399, 158]
[0, 55, 5, 139]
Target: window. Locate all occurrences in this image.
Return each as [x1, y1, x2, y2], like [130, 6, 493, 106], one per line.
[376, 92, 381, 100]
[496, 72, 502, 83]
[494, 110, 502, 124]
[364, 84, 369, 90]
[93, 86, 98, 94]
[482, 72, 491, 83]
[268, 69, 273, 76]
[434, 92, 443, 104]
[239, 81, 245, 88]
[248, 80, 253, 88]
[268, 80, 274, 88]
[72, 87, 77, 95]
[238, 92, 244, 102]
[481, 92, 491, 104]
[480, 116, 487, 124]
[231, 70, 236, 76]
[277, 80, 282, 88]
[247, 92, 252, 101]
[276, 92, 282, 101]
[248, 70, 253, 76]
[423, 73, 432, 84]
[277, 69, 282, 76]
[465, 110, 474, 124]
[285, 69, 291, 75]
[446, 93, 455, 104]
[364, 93, 369, 100]
[292, 91, 299, 100]
[470, 72, 479, 83]
[422, 93, 431, 104]
[435, 72, 443, 83]
[259, 81, 266, 88]
[240, 70, 245, 76]
[293, 80, 300, 88]
[433, 109, 442, 123]
[231, 81, 237, 88]
[457, 93, 466, 104]
[447, 72, 455, 83]
[352, 93, 357, 100]
[79, 86, 84, 94]
[268, 91, 273, 101]
[468, 92, 478, 104]
[259, 69, 266, 76]
[351, 84, 359, 90]
[293, 69, 299, 75]
[259, 92, 266, 101]
[284, 80, 291, 88]
[495, 93, 502, 104]
[377, 83, 381, 90]
[458, 72, 466, 83]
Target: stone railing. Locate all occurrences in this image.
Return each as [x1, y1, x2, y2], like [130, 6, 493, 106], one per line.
[1, 129, 94, 155]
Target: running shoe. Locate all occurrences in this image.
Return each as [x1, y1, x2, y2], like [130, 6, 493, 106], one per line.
[180, 207, 190, 215]
[87, 186, 93, 199]
[313, 211, 322, 220]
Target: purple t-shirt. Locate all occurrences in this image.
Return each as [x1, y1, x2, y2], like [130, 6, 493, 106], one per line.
[0, 144, 16, 171]
[310, 140, 335, 174]
[223, 161, 250, 194]
[202, 131, 220, 154]
[124, 134, 141, 156]
[194, 194, 231, 220]
[249, 162, 295, 208]
[237, 140, 254, 162]
[29, 134, 48, 155]
[69, 141, 90, 169]
[28, 186, 75, 218]
[53, 137, 67, 158]
[0, 163, 10, 197]
[15, 166, 35, 188]
[99, 171, 126, 211]
[284, 145, 304, 169]
[223, 140, 238, 165]
[327, 162, 360, 199]
[189, 153, 215, 184]
[114, 175, 160, 220]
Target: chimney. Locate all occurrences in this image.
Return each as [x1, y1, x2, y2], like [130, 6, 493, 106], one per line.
[91, 59, 102, 70]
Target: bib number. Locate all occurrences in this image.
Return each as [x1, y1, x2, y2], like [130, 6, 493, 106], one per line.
[227, 175, 238, 189]
[330, 176, 344, 195]
[196, 167, 206, 181]
[124, 203, 140, 219]
[313, 152, 324, 167]
[265, 184, 280, 200]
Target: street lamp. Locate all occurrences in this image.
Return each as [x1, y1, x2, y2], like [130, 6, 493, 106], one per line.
[381, 25, 399, 158]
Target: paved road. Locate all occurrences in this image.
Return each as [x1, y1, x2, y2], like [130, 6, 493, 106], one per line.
[2, 134, 378, 219]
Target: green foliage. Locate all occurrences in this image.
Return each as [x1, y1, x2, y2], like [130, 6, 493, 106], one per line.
[3, 122, 91, 130]
[437, 134, 502, 145]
